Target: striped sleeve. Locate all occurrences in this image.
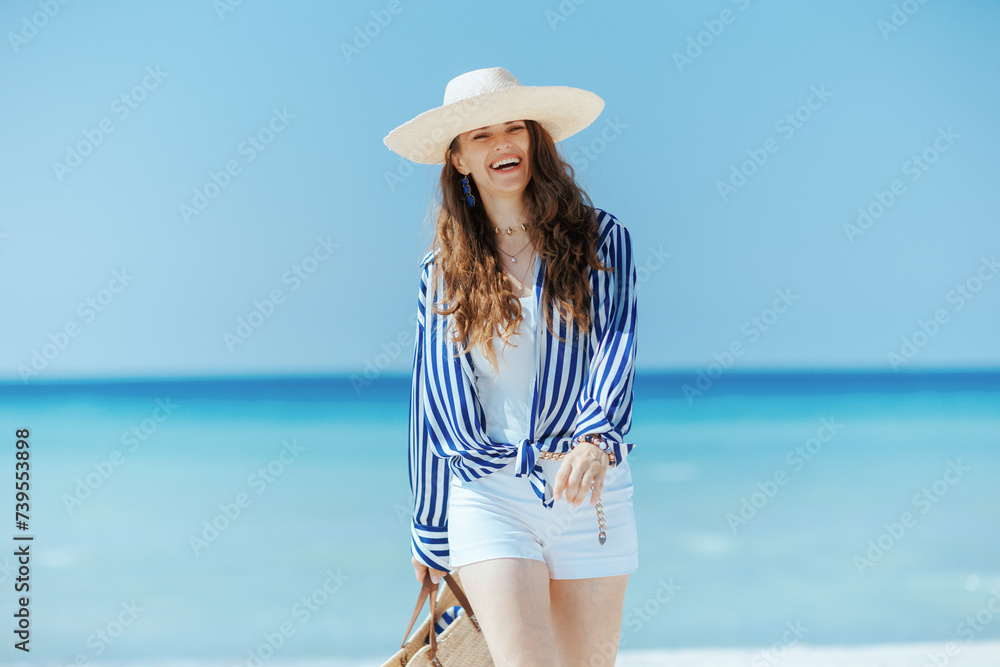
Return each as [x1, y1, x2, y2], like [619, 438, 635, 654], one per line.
[408, 257, 452, 572]
[572, 216, 638, 466]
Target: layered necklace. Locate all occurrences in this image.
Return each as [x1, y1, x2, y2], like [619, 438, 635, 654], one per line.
[495, 223, 535, 292]
[495, 223, 530, 263]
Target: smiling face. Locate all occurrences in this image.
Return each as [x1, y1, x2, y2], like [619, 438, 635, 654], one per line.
[449, 120, 532, 204]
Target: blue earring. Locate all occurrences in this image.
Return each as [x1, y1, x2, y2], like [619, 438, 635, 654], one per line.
[461, 173, 476, 208]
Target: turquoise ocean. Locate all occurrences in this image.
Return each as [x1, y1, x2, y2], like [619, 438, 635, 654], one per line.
[1, 371, 998, 664]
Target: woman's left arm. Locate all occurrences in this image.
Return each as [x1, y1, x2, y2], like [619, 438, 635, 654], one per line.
[553, 216, 638, 505]
[574, 217, 638, 463]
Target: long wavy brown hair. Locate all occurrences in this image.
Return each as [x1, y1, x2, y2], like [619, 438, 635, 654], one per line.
[425, 119, 612, 376]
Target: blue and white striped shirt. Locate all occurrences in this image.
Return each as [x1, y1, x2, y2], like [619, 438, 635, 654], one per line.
[408, 209, 638, 571]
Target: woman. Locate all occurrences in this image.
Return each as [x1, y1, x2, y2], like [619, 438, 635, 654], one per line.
[383, 67, 639, 667]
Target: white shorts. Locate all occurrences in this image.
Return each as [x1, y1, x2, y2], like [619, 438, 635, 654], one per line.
[448, 456, 639, 580]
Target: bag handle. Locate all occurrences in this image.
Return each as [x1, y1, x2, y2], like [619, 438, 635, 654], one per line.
[398, 571, 437, 650]
[423, 573, 482, 662]
[399, 570, 482, 660]
[400, 571, 483, 662]
[442, 574, 479, 630]
[428, 572, 439, 657]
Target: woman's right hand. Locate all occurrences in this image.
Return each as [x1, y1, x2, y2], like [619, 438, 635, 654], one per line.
[412, 557, 449, 585]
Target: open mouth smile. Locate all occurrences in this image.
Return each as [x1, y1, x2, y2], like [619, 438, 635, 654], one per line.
[489, 156, 522, 172]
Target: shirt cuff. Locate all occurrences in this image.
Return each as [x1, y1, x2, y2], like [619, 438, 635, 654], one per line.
[411, 522, 451, 572]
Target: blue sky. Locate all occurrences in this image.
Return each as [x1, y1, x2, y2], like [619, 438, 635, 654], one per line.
[1, 0, 998, 382]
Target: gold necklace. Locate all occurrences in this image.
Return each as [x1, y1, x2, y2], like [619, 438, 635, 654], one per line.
[498, 238, 533, 263]
[495, 223, 529, 236]
[507, 252, 535, 293]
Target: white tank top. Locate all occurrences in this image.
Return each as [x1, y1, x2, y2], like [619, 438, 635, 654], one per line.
[469, 294, 536, 445]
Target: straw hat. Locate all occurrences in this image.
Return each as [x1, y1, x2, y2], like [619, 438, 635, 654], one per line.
[383, 67, 604, 165]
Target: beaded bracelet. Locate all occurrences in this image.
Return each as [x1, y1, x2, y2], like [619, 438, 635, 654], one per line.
[577, 433, 612, 453]
[538, 435, 616, 465]
[576, 433, 616, 464]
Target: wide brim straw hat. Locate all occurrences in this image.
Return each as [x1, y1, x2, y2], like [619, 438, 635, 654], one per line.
[383, 67, 604, 165]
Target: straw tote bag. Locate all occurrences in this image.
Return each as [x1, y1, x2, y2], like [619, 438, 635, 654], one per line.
[382, 571, 493, 667]
[381, 571, 461, 667]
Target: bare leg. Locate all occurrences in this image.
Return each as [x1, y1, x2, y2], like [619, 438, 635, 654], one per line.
[549, 574, 630, 667]
[456, 558, 561, 667]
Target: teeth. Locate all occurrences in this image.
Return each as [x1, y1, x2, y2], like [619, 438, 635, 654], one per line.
[490, 157, 521, 169]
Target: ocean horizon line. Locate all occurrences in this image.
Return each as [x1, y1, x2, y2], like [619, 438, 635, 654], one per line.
[2, 367, 998, 398]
